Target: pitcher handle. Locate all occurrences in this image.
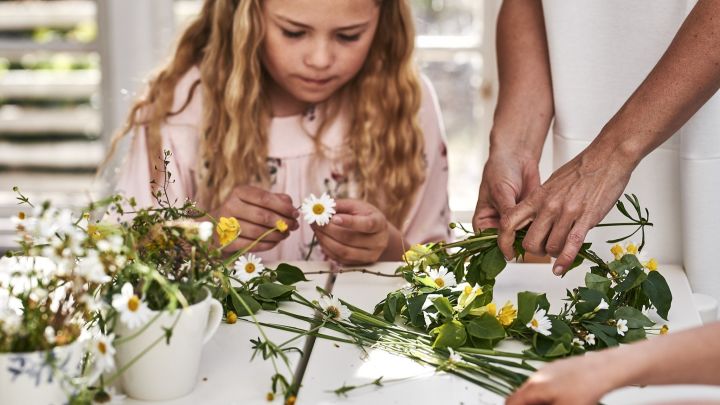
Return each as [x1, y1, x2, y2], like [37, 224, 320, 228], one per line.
[203, 299, 223, 345]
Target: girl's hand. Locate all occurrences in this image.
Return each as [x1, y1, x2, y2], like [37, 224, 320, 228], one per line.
[214, 185, 299, 252]
[312, 199, 397, 265]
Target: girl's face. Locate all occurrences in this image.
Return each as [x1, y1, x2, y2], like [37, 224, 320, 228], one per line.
[261, 0, 380, 115]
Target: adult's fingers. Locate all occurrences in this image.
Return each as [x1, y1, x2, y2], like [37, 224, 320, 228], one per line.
[552, 219, 592, 276]
[230, 200, 297, 230]
[498, 200, 536, 260]
[313, 223, 378, 250]
[545, 213, 576, 257]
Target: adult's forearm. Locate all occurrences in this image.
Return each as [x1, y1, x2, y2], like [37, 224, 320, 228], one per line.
[608, 322, 720, 388]
[491, 0, 554, 162]
[592, 0, 720, 165]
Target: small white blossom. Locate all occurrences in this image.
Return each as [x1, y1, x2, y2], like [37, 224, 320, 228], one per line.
[319, 295, 351, 321]
[426, 266, 457, 289]
[77, 251, 111, 284]
[89, 333, 116, 374]
[233, 253, 264, 282]
[584, 333, 596, 346]
[527, 307, 552, 336]
[301, 193, 336, 226]
[616, 319, 629, 336]
[595, 299, 609, 311]
[111, 283, 152, 330]
[572, 337, 585, 348]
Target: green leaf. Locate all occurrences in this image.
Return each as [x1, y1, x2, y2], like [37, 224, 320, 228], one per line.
[481, 246, 507, 280]
[614, 306, 654, 328]
[257, 282, 296, 299]
[533, 334, 569, 358]
[585, 273, 611, 295]
[275, 263, 308, 285]
[642, 271, 672, 320]
[575, 287, 609, 316]
[432, 296, 454, 318]
[621, 327, 646, 343]
[430, 319, 467, 348]
[517, 292, 550, 324]
[465, 253, 484, 286]
[261, 301, 278, 311]
[465, 313, 506, 340]
[407, 294, 428, 326]
[231, 291, 262, 316]
[615, 267, 647, 292]
[584, 322, 618, 347]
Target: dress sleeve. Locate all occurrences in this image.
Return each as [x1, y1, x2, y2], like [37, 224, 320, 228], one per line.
[401, 74, 452, 245]
[113, 68, 203, 209]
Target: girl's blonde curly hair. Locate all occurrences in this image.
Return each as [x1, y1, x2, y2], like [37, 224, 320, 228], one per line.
[106, 0, 425, 227]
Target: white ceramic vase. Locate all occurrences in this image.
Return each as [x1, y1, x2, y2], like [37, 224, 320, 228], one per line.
[0, 339, 84, 405]
[114, 288, 222, 401]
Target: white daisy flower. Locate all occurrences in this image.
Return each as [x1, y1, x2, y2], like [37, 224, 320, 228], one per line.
[572, 337, 585, 348]
[616, 319, 629, 336]
[527, 307, 552, 336]
[584, 333, 596, 346]
[319, 295, 351, 321]
[198, 221, 213, 242]
[595, 299, 609, 311]
[233, 253, 264, 282]
[77, 251, 111, 284]
[89, 333, 116, 374]
[111, 283, 152, 330]
[301, 193, 336, 226]
[426, 266, 456, 289]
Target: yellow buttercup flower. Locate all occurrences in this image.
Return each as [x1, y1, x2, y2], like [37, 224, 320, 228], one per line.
[660, 324, 669, 335]
[486, 302, 497, 317]
[468, 301, 497, 317]
[610, 244, 624, 260]
[276, 219, 288, 233]
[216, 217, 241, 246]
[226, 311, 238, 324]
[497, 301, 517, 327]
[625, 242, 639, 256]
[403, 244, 432, 264]
[644, 258, 658, 271]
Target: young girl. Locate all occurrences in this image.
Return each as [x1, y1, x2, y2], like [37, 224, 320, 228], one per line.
[109, 0, 450, 264]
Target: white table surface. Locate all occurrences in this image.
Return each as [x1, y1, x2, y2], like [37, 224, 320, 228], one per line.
[297, 262, 720, 405]
[125, 261, 332, 405]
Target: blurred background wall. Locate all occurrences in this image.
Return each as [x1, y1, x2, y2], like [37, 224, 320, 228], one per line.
[0, 0, 549, 251]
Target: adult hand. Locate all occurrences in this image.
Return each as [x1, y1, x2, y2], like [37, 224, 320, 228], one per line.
[473, 152, 541, 231]
[506, 351, 617, 405]
[213, 185, 299, 252]
[312, 199, 392, 265]
[497, 145, 635, 274]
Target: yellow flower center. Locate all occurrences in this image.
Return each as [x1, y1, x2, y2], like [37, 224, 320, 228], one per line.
[531, 318, 539, 328]
[266, 392, 275, 401]
[312, 203, 325, 215]
[97, 341, 107, 355]
[435, 278, 445, 288]
[464, 285, 472, 295]
[245, 263, 256, 274]
[18, 211, 25, 220]
[128, 295, 140, 312]
[327, 306, 341, 319]
[660, 324, 669, 335]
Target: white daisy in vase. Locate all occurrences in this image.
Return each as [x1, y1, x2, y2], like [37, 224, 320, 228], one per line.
[111, 283, 152, 330]
[527, 307, 552, 336]
[616, 318, 629, 336]
[89, 332, 116, 374]
[233, 253, 264, 282]
[319, 295, 351, 321]
[301, 192, 336, 226]
[426, 266, 457, 289]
